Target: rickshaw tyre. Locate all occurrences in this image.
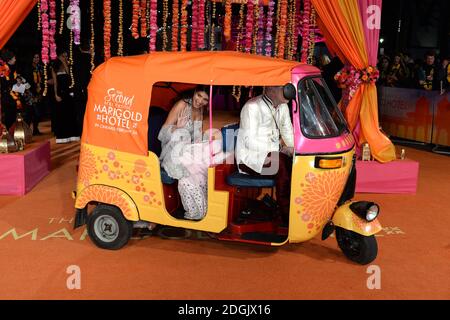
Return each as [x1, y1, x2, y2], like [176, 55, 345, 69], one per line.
[335, 227, 378, 265]
[87, 204, 133, 250]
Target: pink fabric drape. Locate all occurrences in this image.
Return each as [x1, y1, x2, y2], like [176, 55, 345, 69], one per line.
[0, 0, 38, 49]
[358, 0, 382, 65]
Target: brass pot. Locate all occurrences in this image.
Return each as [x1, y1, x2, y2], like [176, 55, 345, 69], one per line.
[12, 113, 32, 151]
[0, 124, 18, 153]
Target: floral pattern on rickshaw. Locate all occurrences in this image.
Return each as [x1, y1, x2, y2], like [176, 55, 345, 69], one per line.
[78, 145, 97, 187]
[298, 170, 347, 233]
[75, 185, 134, 218]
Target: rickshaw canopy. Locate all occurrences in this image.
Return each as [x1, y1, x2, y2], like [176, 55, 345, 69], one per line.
[83, 51, 308, 156]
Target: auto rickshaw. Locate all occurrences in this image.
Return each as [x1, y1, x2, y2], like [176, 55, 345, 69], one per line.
[73, 51, 382, 265]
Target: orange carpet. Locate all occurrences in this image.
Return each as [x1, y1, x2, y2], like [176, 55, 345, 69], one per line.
[0, 120, 449, 300]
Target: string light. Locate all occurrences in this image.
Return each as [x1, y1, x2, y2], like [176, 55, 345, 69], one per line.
[37, 0, 41, 31]
[118, 0, 124, 56]
[210, 1, 216, 50]
[232, 3, 245, 102]
[308, 6, 316, 65]
[69, 30, 75, 88]
[59, 0, 64, 35]
[90, 0, 95, 73]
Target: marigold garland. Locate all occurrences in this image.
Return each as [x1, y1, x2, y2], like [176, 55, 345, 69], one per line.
[162, 0, 169, 50]
[90, 0, 95, 72]
[265, 0, 275, 57]
[198, 0, 206, 49]
[180, 0, 188, 52]
[103, 0, 111, 60]
[286, 0, 296, 60]
[59, 0, 64, 35]
[131, 0, 140, 39]
[277, 0, 288, 59]
[118, 0, 124, 56]
[256, 1, 264, 55]
[140, 0, 148, 38]
[252, 1, 259, 54]
[149, 0, 158, 52]
[172, 0, 180, 51]
[300, 0, 311, 63]
[223, 0, 232, 44]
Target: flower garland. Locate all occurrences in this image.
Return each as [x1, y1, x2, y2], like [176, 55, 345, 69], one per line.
[293, 0, 301, 60]
[172, 0, 179, 51]
[40, 0, 49, 95]
[210, 1, 216, 50]
[180, 0, 188, 51]
[69, 0, 81, 45]
[232, 3, 246, 101]
[277, 0, 288, 59]
[334, 65, 380, 105]
[191, 0, 199, 51]
[286, 0, 295, 60]
[223, 0, 232, 44]
[252, 1, 259, 54]
[141, 0, 148, 38]
[162, 0, 169, 50]
[300, 0, 311, 63]
[149, 0, 158, 52]
[265, 0, 275, 57]
[49, 0, 57, 61]
[117, 0, 124, 56]
[103, 0, 111, 60]
[37, 0, 41, 31]
[90, 0, 95, 73]
[244, 0, 254, 53]
[256, 1, 264, 55]
[59, 0, 64, 35]
[274, 0, 281, 57]
[198, 0, 205, 50]
[307, 6, 316, 65]
[131, 0, 140, 39]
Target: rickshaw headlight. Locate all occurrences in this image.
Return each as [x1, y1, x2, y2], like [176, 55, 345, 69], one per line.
[350, 201, 380, 222]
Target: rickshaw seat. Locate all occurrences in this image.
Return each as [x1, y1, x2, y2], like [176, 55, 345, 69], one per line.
[226, 172, 276, 188]
[161, 168, 176, 185]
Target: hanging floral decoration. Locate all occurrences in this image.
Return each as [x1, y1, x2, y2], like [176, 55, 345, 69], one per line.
[307, 6, 316, 65]
[180, 0, 188, 52]
[223, 0, 232, 44]
[277, 0, 288, 59]
[103, 0, 111, 60]
[256, 1, 264, 55]
[265, 0, 275, 57]
[293, 0, 301, 60]
[172, 0, 180, 51]
[274, 0, 281, 57]
[90, 0, 95, 73]
[286, 0, 295, 60]
[191, 0, 199, 51]
[37, 0, 41, 31]
[162, 0, 169, 50]
[69, 30, 75, 88]
[140, 0, 148, 38]
[244, 0, 254, 53]
[232, 3, 246, 102]
[59, 0, 64, 35]
[210, 1, 217, 50]
[131, 0, 140, 39]
[40, 0, 49, 95]
[68, 0, 81, 45]
[49, 0, 57, 61]
[198, 0, 205, 49]
[334, 65, 380, 104]
[300, 0, 311, 63]
[149, 0, 158, 52]
[117, 0, 124, 56]
[252, 1, 259, 54]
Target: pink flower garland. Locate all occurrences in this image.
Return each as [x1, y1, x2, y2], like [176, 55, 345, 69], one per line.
[69, 0, 81, 45]
[256, 1, 264, 55]
[265, 0, 275, 57]
[40, 0, 49, 64]
[49, 0, 57, 60]
[245, 0, 254, 53]
[197, 0, 205, 49]
[301, 0, 311, 63]
[334, 65, 380, 105]
[191, 0, 199, 51]
[149, 0, 158, 52]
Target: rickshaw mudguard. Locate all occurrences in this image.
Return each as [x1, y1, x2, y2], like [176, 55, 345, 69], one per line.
[288, 149, 355, 243]
[332, 202, 382, 236]
[75, 184, 140, 222]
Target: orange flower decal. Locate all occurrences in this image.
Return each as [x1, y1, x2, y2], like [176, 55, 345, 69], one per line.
[76, 185, 135, 218]
[78, 145, 97, 187]
[301, 170, 347, 229]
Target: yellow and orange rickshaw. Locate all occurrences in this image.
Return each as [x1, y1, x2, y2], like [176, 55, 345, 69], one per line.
[73, 51, 382, 265]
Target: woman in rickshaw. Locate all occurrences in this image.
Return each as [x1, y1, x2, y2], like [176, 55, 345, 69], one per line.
[158, 86, 211, 221]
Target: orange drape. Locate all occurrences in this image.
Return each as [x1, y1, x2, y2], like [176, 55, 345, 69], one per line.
[312, 0, 396, 163]
[0, 0, 38, 49]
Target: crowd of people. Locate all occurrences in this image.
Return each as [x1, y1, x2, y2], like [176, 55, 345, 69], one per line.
[377, 51, 449, 91]
[0, 42, 92, 143]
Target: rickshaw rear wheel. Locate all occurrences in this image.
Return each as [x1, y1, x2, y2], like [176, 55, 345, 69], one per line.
[87, 204, 133, 250]
[335, 227, 378, 265]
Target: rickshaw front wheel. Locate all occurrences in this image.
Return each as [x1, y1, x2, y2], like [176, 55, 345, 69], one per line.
[87, 204, 133, 250]
[335, 227, 378, 265]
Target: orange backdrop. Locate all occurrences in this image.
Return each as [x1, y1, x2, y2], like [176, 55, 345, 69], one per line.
[0, 0, 37, 49]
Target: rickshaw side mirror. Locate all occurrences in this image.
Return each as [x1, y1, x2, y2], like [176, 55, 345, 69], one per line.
[283, 84, 297, 101]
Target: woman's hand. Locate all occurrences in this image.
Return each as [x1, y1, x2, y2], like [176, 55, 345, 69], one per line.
[176, 106, 189, 128]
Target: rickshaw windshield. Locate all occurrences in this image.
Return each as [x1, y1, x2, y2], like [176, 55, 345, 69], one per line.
[298, 77, 348, 138]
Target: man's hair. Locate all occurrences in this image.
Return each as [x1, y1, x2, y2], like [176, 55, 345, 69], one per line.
[1, 50, 15, 62]
[425, 50, 436, 58]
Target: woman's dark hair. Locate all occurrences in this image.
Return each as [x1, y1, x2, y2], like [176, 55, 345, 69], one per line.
[180, 85, 209, 103]
[1, 50, 15, 62]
